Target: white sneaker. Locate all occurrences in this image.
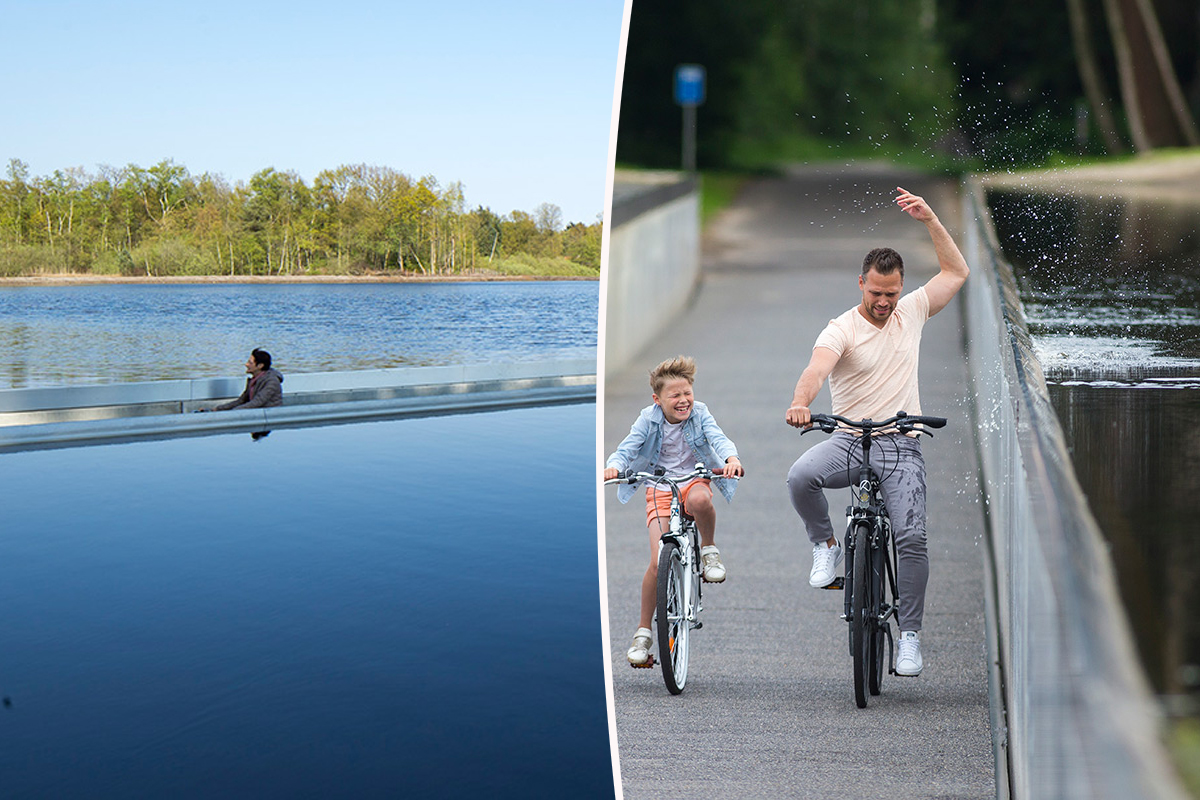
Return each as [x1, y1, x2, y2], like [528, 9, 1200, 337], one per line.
[626, 627, 653, 667]
[808, 539, 843, 588]
[896, 630, 923, 676]
[701, 545, 726, 583]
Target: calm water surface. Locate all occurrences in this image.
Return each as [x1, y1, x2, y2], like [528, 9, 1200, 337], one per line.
[989, 188, 1200, 709]
[0, 281, 598, 388]
[0, 403, 612, 797]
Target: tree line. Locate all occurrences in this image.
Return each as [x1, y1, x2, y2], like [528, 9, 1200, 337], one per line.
[0, 159, 602, 278]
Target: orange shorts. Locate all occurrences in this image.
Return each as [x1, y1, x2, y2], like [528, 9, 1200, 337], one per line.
[645, 478, 711, 526]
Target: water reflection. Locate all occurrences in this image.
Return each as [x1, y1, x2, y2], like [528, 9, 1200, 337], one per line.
[988, 186, 1200, 713]
[1049, 383, 1200, 706]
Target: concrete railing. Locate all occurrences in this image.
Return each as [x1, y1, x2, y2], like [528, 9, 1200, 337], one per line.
[604, 172, 700, 376]
[961, 178, 1187, 799]
[0, 359, 595, 451]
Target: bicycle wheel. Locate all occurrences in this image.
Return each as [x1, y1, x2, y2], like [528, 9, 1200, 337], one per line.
[850, 524, 870, 708]
[868, 542, 886, 696]
[656, 539, 689, 694]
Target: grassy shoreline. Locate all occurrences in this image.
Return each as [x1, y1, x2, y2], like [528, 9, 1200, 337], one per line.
[0, 272, 598, 286]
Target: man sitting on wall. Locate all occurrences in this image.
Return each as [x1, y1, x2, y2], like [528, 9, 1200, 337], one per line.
[205, 348, 284, 411]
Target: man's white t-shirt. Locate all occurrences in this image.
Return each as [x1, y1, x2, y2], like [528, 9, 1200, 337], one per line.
[813, 286, 931, 422]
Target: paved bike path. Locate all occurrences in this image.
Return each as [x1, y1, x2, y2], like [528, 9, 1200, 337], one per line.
[603, 165, 995, 799]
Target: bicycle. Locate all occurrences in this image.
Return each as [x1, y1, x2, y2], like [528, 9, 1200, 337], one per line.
[606, 463, 735, 695]
[801, 411, 946, 708]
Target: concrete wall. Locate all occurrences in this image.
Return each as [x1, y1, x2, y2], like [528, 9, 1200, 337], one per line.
[960, 179, 1187, 800]
[0, 359, 595, 451]
[604, 174, 700, 376]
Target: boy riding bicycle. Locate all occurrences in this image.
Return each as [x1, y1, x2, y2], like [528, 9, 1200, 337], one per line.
[604, 356, 744, 667]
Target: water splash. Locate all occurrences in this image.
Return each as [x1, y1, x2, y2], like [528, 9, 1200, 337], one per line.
[988, 187, 1200, 385]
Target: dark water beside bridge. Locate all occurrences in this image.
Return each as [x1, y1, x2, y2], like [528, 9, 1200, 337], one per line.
[988, 187, 1200, 713]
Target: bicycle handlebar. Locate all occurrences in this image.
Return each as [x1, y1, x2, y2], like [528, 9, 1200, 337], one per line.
[801, 411, 947, 437]
[604, 463, 740, 486]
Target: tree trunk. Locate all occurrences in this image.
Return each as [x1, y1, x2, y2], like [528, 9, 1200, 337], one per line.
[1067, 0, 1125, 152]
[1133, 0, 1200, 146]
[1103, 0, 1197, 150]
[409, 244, 426, 275]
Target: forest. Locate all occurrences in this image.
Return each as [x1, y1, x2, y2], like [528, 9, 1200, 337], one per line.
[616, 0, 1199, 171]
[0, 159, 602, 279]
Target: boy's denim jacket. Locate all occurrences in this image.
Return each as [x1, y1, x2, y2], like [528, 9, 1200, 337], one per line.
[606, 401, 739, 505]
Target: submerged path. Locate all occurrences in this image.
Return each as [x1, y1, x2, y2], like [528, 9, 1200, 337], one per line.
[603, 165, 995, 798]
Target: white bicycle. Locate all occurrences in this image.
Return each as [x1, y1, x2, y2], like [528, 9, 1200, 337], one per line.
[607, 464, 734, 694]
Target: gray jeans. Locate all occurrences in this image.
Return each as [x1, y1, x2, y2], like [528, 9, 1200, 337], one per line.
[786, 432, 928, 632]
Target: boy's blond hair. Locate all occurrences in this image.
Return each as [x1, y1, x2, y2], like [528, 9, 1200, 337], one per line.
[649, 355, 696, 395]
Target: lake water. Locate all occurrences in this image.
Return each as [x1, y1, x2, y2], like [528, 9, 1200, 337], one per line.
[0, 403, 613, 798]
[987, 188, 1200, 711]
[0, 281, 598, 389]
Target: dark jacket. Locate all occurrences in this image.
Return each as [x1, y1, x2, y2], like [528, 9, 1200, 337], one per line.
[215, 368, 284, 410]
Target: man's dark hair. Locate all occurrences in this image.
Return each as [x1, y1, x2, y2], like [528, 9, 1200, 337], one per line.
[862, 247, 904, 278]
[251, 348, 272, 369]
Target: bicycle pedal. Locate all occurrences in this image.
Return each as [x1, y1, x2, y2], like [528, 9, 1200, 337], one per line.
[629, 656, 655, 669]
[820, 576, 845, 590]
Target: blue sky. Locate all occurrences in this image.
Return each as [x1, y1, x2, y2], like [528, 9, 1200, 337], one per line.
[2, 0, 625, 224]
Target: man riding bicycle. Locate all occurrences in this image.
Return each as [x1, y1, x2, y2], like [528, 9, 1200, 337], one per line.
[784, 187, 969, 677]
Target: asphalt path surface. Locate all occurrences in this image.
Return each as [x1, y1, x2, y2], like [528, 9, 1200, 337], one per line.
[603, 165, 996, 799]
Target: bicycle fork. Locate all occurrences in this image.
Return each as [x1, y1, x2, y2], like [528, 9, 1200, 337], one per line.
[658, 511, 703, 631]
[847, 516, 901, 674]
[879, 516, 900, 673]
[841, 518, 896, 625]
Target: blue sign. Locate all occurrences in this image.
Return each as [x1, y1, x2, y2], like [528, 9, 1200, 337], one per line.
[674, 64, 706, 107]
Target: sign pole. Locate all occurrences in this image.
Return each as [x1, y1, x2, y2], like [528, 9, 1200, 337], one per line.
[674, 64, 705, 174]
[682, 105, 697, 173]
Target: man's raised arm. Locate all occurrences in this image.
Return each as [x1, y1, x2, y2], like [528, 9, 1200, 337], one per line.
[895, 186, 969, 316]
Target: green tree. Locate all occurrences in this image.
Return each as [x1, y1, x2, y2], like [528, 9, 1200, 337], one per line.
[616, 0, 956, 168]
[499, 210, 539, 258]
[243, 168, 312, 275]
[127, 159, 191, 228]
[0, 158, 598, 279]
[472, 206, 503, 263]
[1, 159, 32, 247]
[563, 220, 601, 270]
